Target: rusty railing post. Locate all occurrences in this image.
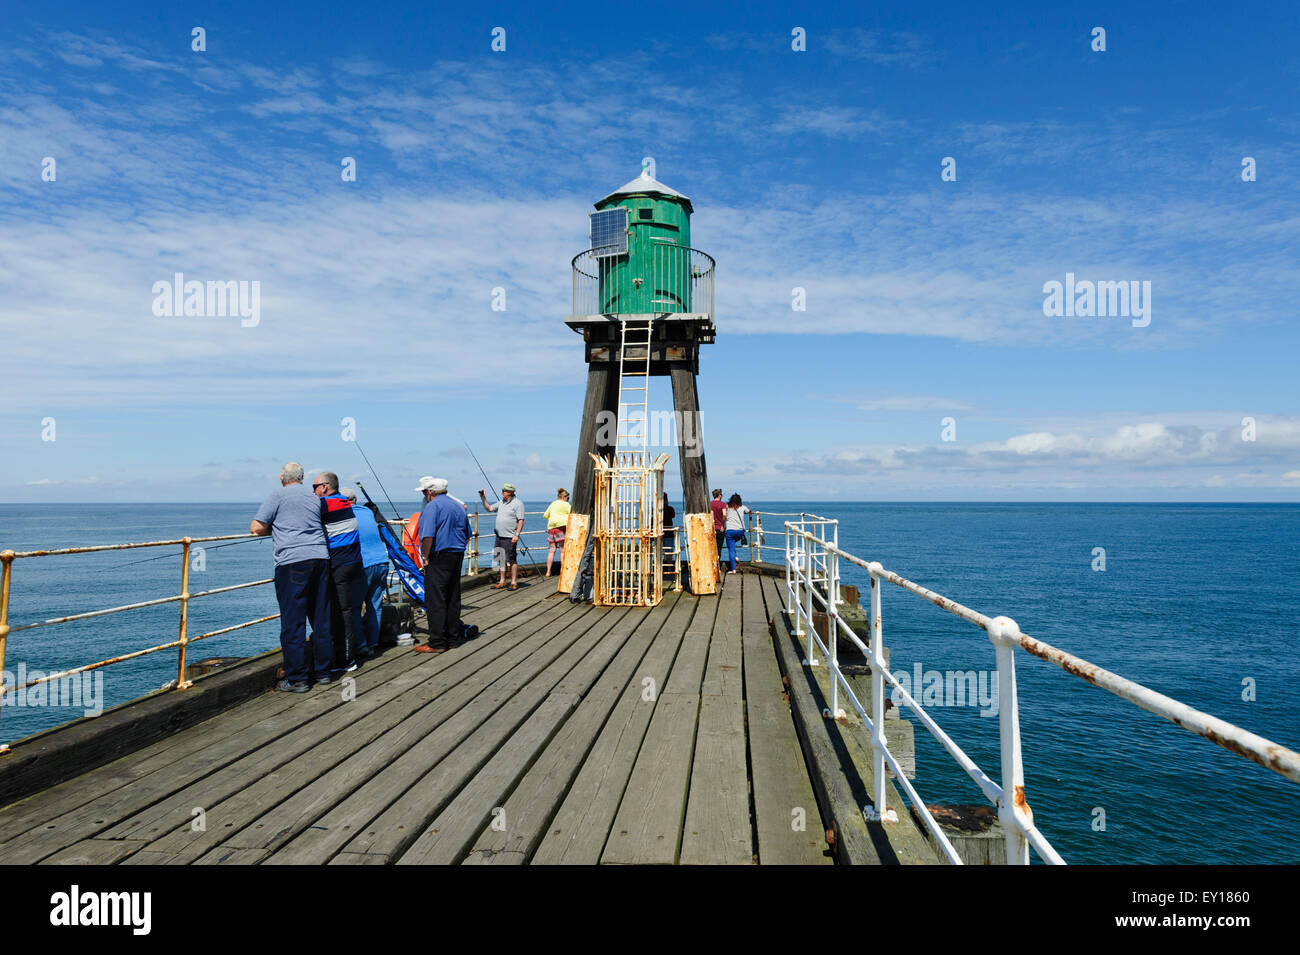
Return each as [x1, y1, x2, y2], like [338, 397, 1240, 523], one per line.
[176, 538, 193, 690]
[471, 511, 479, 574]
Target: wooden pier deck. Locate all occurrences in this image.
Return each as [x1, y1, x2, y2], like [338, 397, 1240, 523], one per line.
[0, 572, 836, 865]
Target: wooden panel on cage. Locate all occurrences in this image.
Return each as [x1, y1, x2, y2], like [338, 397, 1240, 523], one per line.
[556, 513, 590, 594]
[686, 512, 720, 595]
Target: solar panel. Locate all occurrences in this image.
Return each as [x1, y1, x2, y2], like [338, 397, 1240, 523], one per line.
[590, 208, 628, 258]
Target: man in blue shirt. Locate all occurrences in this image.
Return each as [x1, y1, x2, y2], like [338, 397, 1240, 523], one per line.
[345, 487, 390, 660]
[251, 462, 333, 691]
[415, 477, 472, 654]
[313, 471, 366, 673]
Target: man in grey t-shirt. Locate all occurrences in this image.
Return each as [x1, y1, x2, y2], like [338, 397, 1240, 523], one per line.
[479, 483, 525, 590]
[251, 462, 333, 690]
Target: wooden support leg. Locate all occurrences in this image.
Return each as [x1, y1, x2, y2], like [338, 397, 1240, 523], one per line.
[571, 363, 618, 515]
[670, 362, 709, 514]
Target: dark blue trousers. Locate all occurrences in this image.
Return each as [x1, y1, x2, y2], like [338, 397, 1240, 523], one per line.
[329, 560, 366, 669]
[274, 558, 333, 684]
[423, 550, 463, 649]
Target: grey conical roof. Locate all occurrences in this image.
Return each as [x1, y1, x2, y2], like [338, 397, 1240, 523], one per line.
[596, 169, 693, 214]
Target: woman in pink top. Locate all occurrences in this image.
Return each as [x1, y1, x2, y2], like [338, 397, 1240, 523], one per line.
[710, 488, 726, 565]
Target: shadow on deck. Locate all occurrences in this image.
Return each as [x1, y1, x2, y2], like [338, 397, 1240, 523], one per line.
[0, 572, 836, 865]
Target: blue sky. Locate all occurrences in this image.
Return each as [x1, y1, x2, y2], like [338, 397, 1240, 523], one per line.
[2, 0, 1299, 503]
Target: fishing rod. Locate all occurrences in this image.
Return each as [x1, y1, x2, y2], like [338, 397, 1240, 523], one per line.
[464, 439, 537, 570]
[464, 440, 500, 503]
[110, 536, 266, 569]
[353, 440, 404, 523]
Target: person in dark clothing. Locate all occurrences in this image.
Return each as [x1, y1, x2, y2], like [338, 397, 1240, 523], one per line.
[415, 477, 473, 654]
[661, 492, 677, 576]
[313, 471, 366, 673]
[251, 461, 333, 691]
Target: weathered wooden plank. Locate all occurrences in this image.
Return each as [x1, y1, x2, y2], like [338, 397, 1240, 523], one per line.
[121, 603, 586, 865]
[395, 695, 577, 865]
[762, 577, 936, 865]
[40, 837, 144, 865]
[0, 648, 284, 809]
[100, 589, 568, 849]
[332, 601, 627, 864]
[600, 691, 699, 865]
[601, 586, 719, 865]
[698, 568, 743, 699]
[464, 596, 680, 864]
[556, 513, 589, 594]
[327, 850, 389, 865]
[744, 573, 831, 865]
[250, 604, 603, 864]
[765, 574, 883, 865]
[2, 668, 410, 864]
[193, 845, 270, 865]
[678, 575, 750, 864]
[0, 576, 547, 849]
[0, 677, 307, 846]
[661, 578, 719, 697]
[685, 512, 718, 595]
[0, 584, 563, 864]
[530, 595, 698, 864]
[679, 695, 750, 864]
[0, 609, 454, 840]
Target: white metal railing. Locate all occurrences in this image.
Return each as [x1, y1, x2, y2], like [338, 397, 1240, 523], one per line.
[782, 518, 1300, 866]
[748, 509, 823, 565]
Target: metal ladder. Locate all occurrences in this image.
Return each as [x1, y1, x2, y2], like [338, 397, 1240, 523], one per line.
[605, 317, 656, 603]
[614, 317, 653, 455]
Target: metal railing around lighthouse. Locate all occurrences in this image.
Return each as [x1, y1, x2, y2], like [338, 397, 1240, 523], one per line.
[781, 516, 1300, 865]
[570, 245, 715, 319]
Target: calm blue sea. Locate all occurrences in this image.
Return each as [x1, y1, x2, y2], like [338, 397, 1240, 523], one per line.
[1, 502, 1297, 864]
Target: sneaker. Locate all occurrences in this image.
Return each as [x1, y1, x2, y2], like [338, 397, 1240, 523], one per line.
[462, 624, 480, 641]
[276, 679, 309, 694]
[344, 661, 359, 673]
[315, 674, 335, 686]
[414, 643, 446, 654]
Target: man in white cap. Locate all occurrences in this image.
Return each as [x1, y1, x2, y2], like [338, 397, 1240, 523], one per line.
[414, 477, 474, 653]
[406, 476, 468, 564]
[479, 483, 525, 590]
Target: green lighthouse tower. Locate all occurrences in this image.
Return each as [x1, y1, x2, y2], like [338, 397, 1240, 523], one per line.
[567, 159, 716, 518]
[591, 168, 693, 315]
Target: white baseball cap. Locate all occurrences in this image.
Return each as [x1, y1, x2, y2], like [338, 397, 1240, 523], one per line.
[415, 476, 449, 492]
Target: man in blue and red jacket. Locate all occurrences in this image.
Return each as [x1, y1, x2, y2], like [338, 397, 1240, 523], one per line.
[313, 471, 366, 673]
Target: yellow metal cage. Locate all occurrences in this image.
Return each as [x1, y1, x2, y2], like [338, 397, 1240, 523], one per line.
[588, 451, 670, 607]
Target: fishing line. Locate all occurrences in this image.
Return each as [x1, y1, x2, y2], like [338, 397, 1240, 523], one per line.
[353, 440, 404, 523]
[110, 536, 266, 569]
